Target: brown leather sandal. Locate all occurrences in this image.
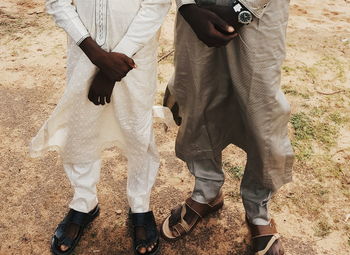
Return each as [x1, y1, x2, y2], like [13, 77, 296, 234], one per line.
[160, 192, 224, 241]
[246, 218, 285, 255]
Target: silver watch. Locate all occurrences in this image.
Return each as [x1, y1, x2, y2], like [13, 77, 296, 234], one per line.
[233, 1, 253, 25]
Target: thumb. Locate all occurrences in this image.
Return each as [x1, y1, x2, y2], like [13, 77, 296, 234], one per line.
[211, 14, 234, 34]
[124, 55, 136, 68]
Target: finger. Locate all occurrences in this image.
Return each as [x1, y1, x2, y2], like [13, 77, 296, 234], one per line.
[93, 96, 99, 105]
[89, 89, 99, 105]
[88, 88, 94, 103]
[106, 93, 111, 104]
[211, 24, 237, 40]
[119, 65, 131, 75]
[123, 55, 136, 69]
[211, 14, 234, 34]
[209, 25, 237, 46]
[213, 34, 238, 47]
[99, 96, 106, 106]
[90, 91, 99, 105]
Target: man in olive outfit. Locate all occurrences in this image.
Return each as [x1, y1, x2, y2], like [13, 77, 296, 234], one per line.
[161, 1, 293, 254]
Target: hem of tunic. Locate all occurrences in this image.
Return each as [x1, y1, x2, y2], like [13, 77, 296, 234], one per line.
[263, 174, 293, 192]
[175, 139, 237, 162]
[176, 141, 294, 191]
[29, 139, 127, 164]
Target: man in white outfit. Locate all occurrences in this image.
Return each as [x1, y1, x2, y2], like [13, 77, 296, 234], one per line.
[30, 1, 170, 254]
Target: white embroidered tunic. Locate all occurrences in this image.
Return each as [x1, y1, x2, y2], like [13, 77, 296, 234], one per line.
[30, 0, 171, 163]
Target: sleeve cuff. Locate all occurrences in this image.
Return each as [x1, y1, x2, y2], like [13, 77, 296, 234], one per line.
[176, 0, 196, 9]
[65, 16, 90, 45]
[112, 38, 141, 58]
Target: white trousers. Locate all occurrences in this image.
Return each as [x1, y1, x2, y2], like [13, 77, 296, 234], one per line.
[64, 138, 160, 214]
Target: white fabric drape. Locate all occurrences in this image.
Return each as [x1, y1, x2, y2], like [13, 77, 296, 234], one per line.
[30, 0, 171, 163]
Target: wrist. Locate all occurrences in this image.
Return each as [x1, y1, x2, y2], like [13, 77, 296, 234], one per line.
[79, 37, 107, 66]
[232, 1, 253, 25]
[179, 4, 197, 16]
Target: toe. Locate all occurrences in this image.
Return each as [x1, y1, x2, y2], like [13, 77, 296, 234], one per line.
[137, 246, 147, 254]
[147, 245, 154, 252]
[267, 241, 283, 255]
[147, 242, 157, 252]
[60, 244, 69, 252]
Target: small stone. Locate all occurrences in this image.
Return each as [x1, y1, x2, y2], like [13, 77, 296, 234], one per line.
[116, 210, 122, 215]
[345, 214, 350, 222]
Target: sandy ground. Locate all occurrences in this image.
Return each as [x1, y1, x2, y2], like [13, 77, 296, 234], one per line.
[0, 0, 349, 254]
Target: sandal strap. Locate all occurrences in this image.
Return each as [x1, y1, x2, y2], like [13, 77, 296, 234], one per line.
[52, 206, 99, 255]
[130, 211, 156, 227]
[185, 191, 223, 218]
[64, 210, 91, 226]
[54, 208, 97, 241]
[54, 223, 68, 241]
[255, 234, 281, 255]
[129, 211, 159, 254]
[172, 223, 187, 237]
[168, 205, 183, 227]
[185, 198, 207, 218]
[169, 204, 198, 236]
[247, 219, 279, 238]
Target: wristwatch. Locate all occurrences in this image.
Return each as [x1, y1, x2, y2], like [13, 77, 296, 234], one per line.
[232, 0, 253, 25]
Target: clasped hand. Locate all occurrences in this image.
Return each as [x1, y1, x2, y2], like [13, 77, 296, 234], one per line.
[80, 37, 135, 106]
[89, 52, 135, 105]
[180, 4, 243, 48]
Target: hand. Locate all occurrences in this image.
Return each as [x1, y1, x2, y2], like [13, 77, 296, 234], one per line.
[201, 5, 243, 32]
[88, 71, 116, 105]
[179, 4, 237, 47]
[79, 37, 136, 82]
[92, 51, 135, 82]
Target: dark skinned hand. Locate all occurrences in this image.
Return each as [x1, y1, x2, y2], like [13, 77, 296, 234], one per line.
[88, 71, 115, 106]
[201, 5, 244, 32]
[179, 4, 237, 47]
[92, 51, 135, 82]
[79, 37, 136, 105]
[80, 37, 136, 82]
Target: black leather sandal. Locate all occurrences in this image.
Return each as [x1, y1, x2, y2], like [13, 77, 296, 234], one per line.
[51, 205, 100, 255]
[129, 211, 160, 255]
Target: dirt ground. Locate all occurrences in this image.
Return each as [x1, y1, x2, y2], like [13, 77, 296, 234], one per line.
[0, 0, 349, 254]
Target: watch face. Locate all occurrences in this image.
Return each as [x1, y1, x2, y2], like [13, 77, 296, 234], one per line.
[239, 11, 253, 24]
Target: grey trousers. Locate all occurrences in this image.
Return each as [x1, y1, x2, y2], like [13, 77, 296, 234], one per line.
[188, 155, 272, 225]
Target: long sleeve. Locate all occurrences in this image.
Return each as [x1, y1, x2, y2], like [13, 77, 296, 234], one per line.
[175, 0, 196, 9]
[112, 0, 171, 57]
[46, 0, 90, 45]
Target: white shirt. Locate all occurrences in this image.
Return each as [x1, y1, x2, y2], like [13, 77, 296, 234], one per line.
[30, 0, 171, 163]
[46, 0, 171, 56]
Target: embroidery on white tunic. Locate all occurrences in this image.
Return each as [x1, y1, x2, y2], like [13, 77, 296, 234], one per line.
[95, 0, 107, 47]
